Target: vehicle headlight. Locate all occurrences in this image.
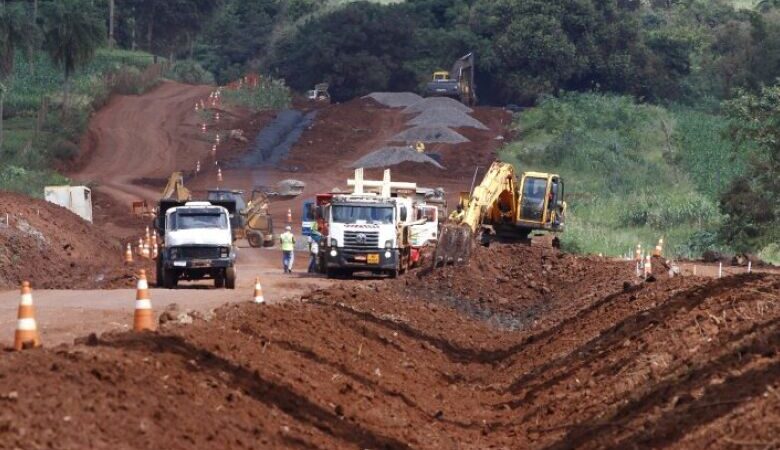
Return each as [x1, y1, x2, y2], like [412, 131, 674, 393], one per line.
[384, 251, 391, 258]
[329, 238, 338, 247]
[169, 248, 179, 259]
[384, 240, 393, 249]
[330, 249, 337, 257]
[220, 247, 229, 258]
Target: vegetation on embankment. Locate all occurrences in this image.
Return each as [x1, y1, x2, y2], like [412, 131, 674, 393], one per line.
[500, 93, 736, 259]
[1, 48, 165, 197]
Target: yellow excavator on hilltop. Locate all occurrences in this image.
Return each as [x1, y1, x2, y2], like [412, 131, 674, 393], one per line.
[434, 161, 566, 266]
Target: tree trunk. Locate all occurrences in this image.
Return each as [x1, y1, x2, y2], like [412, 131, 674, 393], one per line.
[0, 93, 4, 152]
[108, 0, 115, 49]
[62, 73, 71, 118]
[29, 0, 38, 75]
[147, 20, 153, 53]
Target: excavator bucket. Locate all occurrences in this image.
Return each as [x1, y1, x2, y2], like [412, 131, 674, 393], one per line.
[432, 224, 473, 268]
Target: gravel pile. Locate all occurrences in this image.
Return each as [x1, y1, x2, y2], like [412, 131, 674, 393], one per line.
[403, 97, 473, 114]
[390, 126, 469, 144]
[351, 146, 444, 169]
[407, 107, 488, 130]
[363, 92, 424, 108]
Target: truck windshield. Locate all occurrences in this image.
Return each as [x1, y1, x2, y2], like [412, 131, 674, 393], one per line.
[332, 205, 394, 224]
[523, 178, 547, 202]
[171, 213, 228, 230]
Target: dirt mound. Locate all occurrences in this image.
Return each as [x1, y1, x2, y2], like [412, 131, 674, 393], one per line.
[5, 243, 776, 448]
[351, 146, 444, 170]
[363, 92, 424, 108]
[390, 126, 469, 144]
[406, 107, 489, 130]
[0, 192, 149, 289]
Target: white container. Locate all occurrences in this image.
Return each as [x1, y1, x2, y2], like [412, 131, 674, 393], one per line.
[44, 186, 93, 223]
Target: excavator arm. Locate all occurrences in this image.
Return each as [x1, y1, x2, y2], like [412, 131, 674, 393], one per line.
[161, 172, 191, 202]
[460, 161, 516, 233]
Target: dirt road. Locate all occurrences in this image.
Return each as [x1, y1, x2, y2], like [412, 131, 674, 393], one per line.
[74, 82, 214, 204]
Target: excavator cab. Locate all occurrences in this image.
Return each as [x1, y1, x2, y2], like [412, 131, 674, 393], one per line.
[517, 172, 565, 232]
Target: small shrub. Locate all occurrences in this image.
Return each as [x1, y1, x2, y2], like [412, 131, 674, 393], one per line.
[165, 60, 215, 85]
[223, 77, 291, 111]
[50, 139, 80, 161]
[758, 243, 780, 266]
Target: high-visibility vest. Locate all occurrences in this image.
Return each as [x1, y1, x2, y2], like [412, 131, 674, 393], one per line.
[280, 232, 295, 251]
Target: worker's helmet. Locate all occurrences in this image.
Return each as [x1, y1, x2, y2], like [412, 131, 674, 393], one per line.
[285, 225, 292, 231]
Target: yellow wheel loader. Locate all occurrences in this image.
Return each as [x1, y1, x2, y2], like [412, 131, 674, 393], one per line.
[433, 161, 566, 266]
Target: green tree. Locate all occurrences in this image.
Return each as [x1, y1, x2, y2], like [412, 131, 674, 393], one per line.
[0, 1, 38, 150]
[41, 0, 105, 115]
[720, 84, 780, 252]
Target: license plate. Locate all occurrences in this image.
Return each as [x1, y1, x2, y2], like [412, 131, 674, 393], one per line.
[367, 254, 380, 264]
[173, 261, 186, 267]
[191, 259, 210, 268]
[353, 255, 366, 262]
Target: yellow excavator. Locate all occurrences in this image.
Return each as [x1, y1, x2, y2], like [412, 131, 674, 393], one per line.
[434, 161, 566, 266]
[161, 172, 192, 202]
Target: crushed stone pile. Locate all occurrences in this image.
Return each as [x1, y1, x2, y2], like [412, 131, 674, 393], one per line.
[363, 92, 424, 108]
[351, 146, 444, 170]
[406, 107, 488, 130]
[0, 192, 149, 289]
[403, 96, 473, 114]
[390, 126, 469, 144]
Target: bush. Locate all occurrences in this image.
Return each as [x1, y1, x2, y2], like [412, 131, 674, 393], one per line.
[222, 77, 291, 111]
[165, 60, 215, 85]
[50, 139, 80, 161]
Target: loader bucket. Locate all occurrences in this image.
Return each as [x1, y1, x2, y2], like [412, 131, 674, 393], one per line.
[432, 224, 473, 268]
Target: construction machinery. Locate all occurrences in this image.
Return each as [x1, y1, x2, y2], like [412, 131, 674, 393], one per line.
[434, 161, 566, 266]
[244, 190, 275, 248]
[161, 172, 192, 202]
[315, 168, 440, 278]
[424, 52, 477, 106]
[307, 83, 330, 102]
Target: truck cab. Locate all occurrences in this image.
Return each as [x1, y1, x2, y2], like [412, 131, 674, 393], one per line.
[156, 201, 237, 289]
[323, 195, 409, 277]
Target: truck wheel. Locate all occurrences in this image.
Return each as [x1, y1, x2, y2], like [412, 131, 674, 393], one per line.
[225, 267, 236, 289]
[155, 258, 164, 287]
[214, 274, 225, 288]
[247, 231, 262, 248]
[162, 267, 178, 289]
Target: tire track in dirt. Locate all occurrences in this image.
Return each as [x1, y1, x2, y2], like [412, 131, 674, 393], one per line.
[74, 82, 213, 204]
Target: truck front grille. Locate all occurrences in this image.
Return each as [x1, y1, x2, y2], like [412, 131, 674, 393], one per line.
[344, 231, 380, 250]
[178, 246, 222, 259]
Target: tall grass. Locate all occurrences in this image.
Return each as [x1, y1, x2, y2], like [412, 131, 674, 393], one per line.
[502, 93, 726, 258]
[222, 77, 291, 111]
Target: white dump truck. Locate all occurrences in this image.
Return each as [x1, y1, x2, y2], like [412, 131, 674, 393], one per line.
[320, 169, 440, 278]
[154, 200, 237, 289]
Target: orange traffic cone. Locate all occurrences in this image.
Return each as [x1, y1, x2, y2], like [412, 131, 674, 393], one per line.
[124, 243, 134, 264]
[253, 277, 265, 304]
[286, 208, 292, 224]
[195, 103, 200, 112]
[215, 112, 220, 122]
[215, 133, 221, 144]
[137, 237, 145, 257]
[196, 160, 201, 173]
[14, 281, 41, 351]
[211, 144, 217, 156]
[635, 244, 642, 261]
[644, 255, 652, 278]
[133, 270, 154, 331]
[201, 123, 207, 133]
[652, 237, 664, 257]
[217, 167, 223, 183]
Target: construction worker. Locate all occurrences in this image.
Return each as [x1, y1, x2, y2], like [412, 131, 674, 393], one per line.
[307, 231, 321, 274]
[280, 225, 296, 273]
[449, 204, 465, 223]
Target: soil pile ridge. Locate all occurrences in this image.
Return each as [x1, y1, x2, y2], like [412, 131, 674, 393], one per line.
[0, 192, 147, 289]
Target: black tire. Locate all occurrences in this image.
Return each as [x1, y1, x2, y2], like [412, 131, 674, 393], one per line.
[225, 267, 236, 289]
[247, 231, 263, 248]
[214, 273, 225, 288]
[155, 258, 164, 287]
[162, 267, 177, 289]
